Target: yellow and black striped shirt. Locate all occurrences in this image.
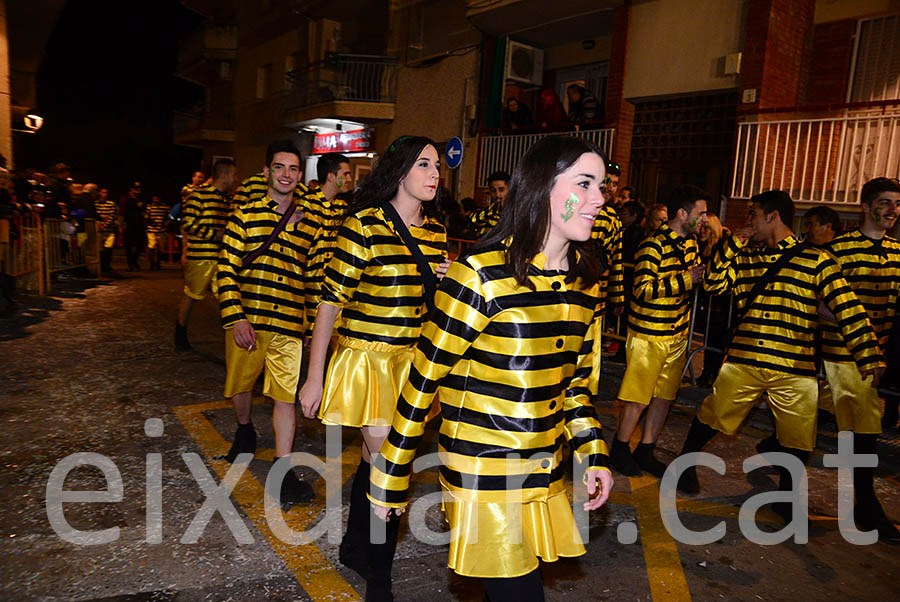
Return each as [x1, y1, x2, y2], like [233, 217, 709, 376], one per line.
[470, 202, 502, 239]
[591, 206, 624, 312]
[821, 229, 900, 363]
[182, 184, 232, 261]
[321, 205, 447, 346]
[369, 242, 609, 508]
[628, 223, 700, 339]
[704, 234, 883, 377]
[217, 197, 319, 338]
[95, 199, 118, 233]
[145, 203, 169, 234]
[303, 192, 350, 336]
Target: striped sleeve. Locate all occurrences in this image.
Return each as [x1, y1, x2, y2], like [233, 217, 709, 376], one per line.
[182, 192, 215, 240]
[321, 214, 370, 307]
[369, 258, 492, 508]
[633, 238, 691, 301]
[564, 314, 610, 473]
[217, 209, 248, 327]
[816, 254, 884, 370]
[607, 223, 625, 306]
[703, 234, 744, 295]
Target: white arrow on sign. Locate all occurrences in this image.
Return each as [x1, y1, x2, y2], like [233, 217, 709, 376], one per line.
[448, 148, 461, 158]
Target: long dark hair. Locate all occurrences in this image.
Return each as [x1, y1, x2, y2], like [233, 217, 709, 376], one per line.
[476, 135, 605, 289]
[349, 135, 440, 220]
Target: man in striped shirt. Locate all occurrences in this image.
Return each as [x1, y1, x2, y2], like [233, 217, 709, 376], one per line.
[611, 185, 707, 477]
[676, 191, 884, 522]
[95, 187, 119, 276]
[145, 195, 169, 270]
[217, 140, 317, 504]
[174, 159, 237, 350]
[818, 177, 900, 543]
[469, 170, 509, 238]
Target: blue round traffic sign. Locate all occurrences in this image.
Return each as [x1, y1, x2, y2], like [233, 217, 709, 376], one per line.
[445, 137, 464, 169]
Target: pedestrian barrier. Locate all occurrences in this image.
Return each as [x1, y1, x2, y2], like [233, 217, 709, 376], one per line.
[42, 218, 101, 292]
[447, 237, 475, 261]
[1, 211, 45, 294]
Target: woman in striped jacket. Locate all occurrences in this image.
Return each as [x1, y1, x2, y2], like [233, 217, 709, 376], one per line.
[369, 136, 614, 601]
[298, 136, 450, 602]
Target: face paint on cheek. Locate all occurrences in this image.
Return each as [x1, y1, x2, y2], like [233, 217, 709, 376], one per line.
[562, 193, 579, 222]
[689, 216, 699, 231]
[336, 176, 344, 188]
[873, 208, 882, 223]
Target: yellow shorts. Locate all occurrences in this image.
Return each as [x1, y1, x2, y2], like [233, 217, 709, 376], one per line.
[698, 362, 819, 451]
[103, 233, 116, 249]
[319, 336, 414, 428]
[817, 380, 834, 413]
[183, 259, 217, 300]
[617, 334, 688, 404]
[146, 232, 163, 250]
[224, 328, 302, 404]
[823, 360, 883, 434]
[443, 488, 584, 578]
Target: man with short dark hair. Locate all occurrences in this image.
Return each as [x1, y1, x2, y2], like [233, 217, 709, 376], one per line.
[676, 191, 884, 523]
[803, 206, 841, 247]
[611, 185, 708, 477]
[469, 170, 509, 238]
[817, 177, 900, 543]
[175, 159, 237, 350]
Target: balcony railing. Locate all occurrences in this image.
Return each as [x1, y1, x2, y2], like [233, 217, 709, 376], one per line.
[284, 53, 397, 111]
[477, 127, 616, 187]
[731, 102, 900, 204]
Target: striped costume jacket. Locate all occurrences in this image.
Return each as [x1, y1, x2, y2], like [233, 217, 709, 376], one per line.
[704, 234, 884, 377]
[321, 205, 447, 346]
[303, 192, 350, 336]
[591, 206, 625, 313]
[627, 223, 701, 340]
[821, 229, 900, 364]
[369, 241, 609, 508]
[182, 184, 232, 262]
[469, 202, 502, 239]
[144, 203, 169, 234]
[95, 199, 118, 233]
[217, 197, 319, 338]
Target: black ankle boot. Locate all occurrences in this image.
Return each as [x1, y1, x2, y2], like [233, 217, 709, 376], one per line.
[634, 442, 668, 479]
[675, 418, 719, 495]
[611, 437, 642, 476]
[340, 460, 371, 578]
[274, 458, 316, 505]
[174, 322, 192, 351]
[853, 434, 900, 544]
[365, 506, 401, 602]
[221, 422, 257, 463]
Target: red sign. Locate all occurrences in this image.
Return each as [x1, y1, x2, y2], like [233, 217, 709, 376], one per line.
[312, 128, 373, 154]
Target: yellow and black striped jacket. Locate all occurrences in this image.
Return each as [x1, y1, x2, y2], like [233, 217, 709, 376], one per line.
[321, 205, 447, 346]
[95, 199, 118, 233]
[217, 197, 319, 338]
[469, 202, 502, 238]
[303, 192, 350, 336]
[704, 234, 883, 377]
[145, 203, 169, 234]
[591, 206, 624, 312]
[821, 229, 900, 363]
[369, 242, 609, 508]
[182, 184, 232, 262]
[628, 223, 700, 339]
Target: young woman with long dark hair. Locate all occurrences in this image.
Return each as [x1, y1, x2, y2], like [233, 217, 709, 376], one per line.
[298, 135, 449, 602]
[369, 136, 614, 601]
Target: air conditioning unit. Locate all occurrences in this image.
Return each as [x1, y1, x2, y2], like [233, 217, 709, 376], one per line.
[505, 40, 544, 87]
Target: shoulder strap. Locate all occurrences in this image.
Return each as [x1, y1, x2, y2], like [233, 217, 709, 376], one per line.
[240, 202, 297, 271]
[735, 241, 808, 326]
[381, 202, 438, 315]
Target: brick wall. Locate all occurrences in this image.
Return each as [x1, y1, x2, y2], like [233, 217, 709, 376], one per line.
[606, 3, 634, 183]
[805, 19, 856, 104]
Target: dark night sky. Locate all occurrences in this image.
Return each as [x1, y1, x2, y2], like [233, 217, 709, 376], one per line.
[29, 0, 205, 200]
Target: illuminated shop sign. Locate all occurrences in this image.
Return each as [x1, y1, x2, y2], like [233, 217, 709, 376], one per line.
[312, 128, 373, 154]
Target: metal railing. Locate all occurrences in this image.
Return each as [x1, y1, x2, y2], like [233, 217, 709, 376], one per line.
[477, 128, 616, 187]
[2, 212, 44, 294]
[284, 53, 398, 110]
[731, 105, 900, 204]
[42, 218, 101, 292]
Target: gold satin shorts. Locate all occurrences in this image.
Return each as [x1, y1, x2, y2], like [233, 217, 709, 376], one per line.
[618, 333, 688, 404]
[442, 488, 585, 578]
[822, 360, 883, 434]
[146, 232, 163, 250]
[183, 259, 217, 300]
[103, 233, 116, 249]
[224, 328, 302, 404]
[698, 362, 818, 451]
[318, 336, 414, 428]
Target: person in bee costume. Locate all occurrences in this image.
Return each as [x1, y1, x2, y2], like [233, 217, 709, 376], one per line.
[369, 136, 614, 602]
[298, 136, 450, 602]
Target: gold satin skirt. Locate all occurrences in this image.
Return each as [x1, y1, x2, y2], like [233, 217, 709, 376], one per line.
[823, 360, 883, 434]
[319, 336, 414, 428]
[443, 488, 585, 578]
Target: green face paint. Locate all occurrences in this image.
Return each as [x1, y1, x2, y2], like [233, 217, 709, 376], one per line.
[336, 175, 344, 189]
[562, 193, 579, 222]
[689, 216, 699, 231]
[872, 207, 882, 223]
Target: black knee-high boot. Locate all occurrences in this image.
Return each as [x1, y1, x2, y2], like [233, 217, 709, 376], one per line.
[769, 443, 810, 524]
[340, 460, 371, 578]
[853, 433, 900, 543]
[676, 417, 718, 495]
[483, 568, 545, 602]
[365, 504, 401, 602]
[100, 248, 112, 274]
